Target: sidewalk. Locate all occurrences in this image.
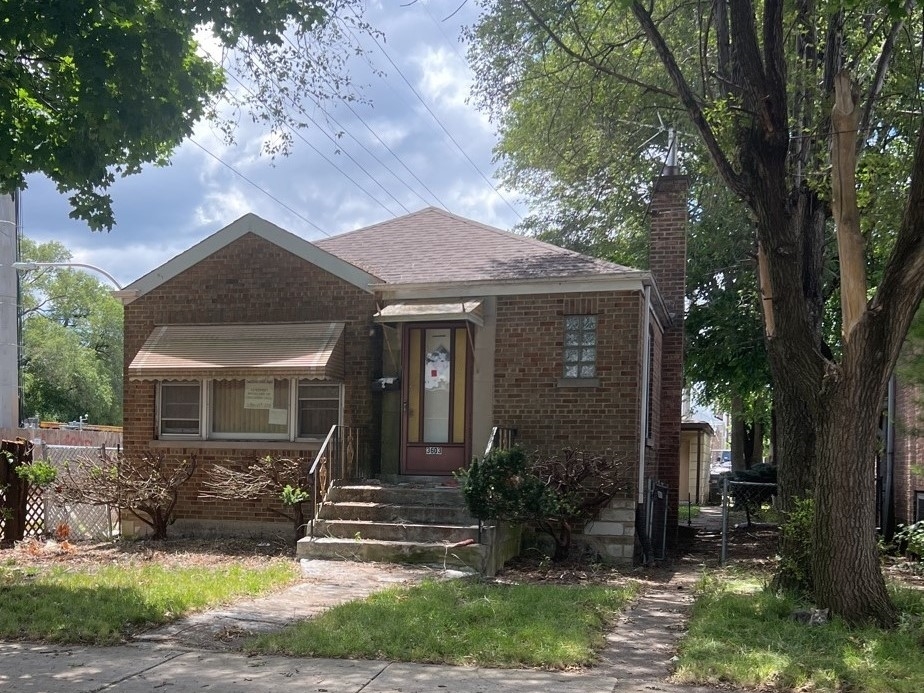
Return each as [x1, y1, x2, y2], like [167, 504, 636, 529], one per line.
[0, 528, 737, 693]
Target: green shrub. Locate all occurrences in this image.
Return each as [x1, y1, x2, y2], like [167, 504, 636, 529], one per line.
[459, 446, 630, 562]
[14, 459, 58, 487]
[459, 447, 556, 525]
[894, 521, 924, 559]
[776, 496, 814, 593]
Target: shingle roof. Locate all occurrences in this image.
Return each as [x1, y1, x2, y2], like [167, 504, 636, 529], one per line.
[315, 207, 642, 285]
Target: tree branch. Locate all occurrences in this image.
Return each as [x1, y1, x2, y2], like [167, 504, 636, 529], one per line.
[858, 118, 924, 374]
[630, 1, 746, 198]
[859, 5, 909, 154]
[518, 0, 679, 99]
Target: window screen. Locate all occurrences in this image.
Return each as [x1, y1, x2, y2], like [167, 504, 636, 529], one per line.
[298, 382, 341, 438]
[159, 382, 201, 435]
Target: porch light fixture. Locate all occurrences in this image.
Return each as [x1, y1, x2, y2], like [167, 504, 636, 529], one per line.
[13, 260, 123, 290]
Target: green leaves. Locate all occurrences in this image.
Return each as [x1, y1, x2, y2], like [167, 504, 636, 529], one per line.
[14, 459, 58, 487]
[19, 237, 123, 425]
[280, 484, 310, 507]
[0, 1, 368, 229]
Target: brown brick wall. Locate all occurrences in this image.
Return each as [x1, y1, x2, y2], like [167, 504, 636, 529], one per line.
[123, 232, 377, 525]
[492, 291, 644, 494]
[895, 379, 924, 525]
[648, 174, 689, 543]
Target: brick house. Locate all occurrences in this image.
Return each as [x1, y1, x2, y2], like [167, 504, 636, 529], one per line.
[117, 173, 688, 565]
[879, 373, 923, 534]
[893, 379, 923, 526]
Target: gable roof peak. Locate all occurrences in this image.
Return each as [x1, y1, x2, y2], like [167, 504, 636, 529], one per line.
[119, 213, 377, 303]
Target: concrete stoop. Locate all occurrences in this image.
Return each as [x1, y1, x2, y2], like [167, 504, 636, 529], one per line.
[296, 479, 519, 574]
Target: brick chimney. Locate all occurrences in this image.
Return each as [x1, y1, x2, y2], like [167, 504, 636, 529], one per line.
[648, 139, 688, 548]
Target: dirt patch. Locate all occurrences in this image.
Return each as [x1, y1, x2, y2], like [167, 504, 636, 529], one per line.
[1, 536, 293, 573]
[5, 523, 921, 591]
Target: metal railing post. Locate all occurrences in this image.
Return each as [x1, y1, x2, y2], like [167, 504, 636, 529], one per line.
[721, 477, 729, 566]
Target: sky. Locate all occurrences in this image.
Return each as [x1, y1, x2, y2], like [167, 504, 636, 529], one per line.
[17, 1, 526, 289]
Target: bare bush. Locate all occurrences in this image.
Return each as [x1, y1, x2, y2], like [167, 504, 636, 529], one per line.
[55, 450, 196, 540]
[199, 456, 312, 543]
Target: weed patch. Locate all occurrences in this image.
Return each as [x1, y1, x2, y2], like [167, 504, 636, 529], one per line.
[246, 577, 638, 668]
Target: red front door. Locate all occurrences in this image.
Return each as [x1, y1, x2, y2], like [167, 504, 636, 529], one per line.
[402, 324, 472, 474]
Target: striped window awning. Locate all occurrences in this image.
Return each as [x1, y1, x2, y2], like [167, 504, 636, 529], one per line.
[373, 300, 484, 326]
[128, 322, 345, 381]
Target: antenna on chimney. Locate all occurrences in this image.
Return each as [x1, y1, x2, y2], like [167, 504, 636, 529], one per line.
[662, 127, 678, 176]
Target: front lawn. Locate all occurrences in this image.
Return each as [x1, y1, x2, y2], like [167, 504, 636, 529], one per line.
[0, 541, 297, 644]
[246, 577, 639, 668]
[675, 571, 924, 693]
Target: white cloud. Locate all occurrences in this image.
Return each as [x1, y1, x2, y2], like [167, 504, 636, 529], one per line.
[21, 1, 528, 285]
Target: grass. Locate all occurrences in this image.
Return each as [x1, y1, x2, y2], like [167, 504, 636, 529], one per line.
[246, 577, 639, 668]
[675, 571, 924, 692]
[678, 504, 702, 522]
[0, 561, 297, 644]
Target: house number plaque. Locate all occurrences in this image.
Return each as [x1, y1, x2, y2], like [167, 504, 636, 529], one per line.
[425, 447, 443, 455]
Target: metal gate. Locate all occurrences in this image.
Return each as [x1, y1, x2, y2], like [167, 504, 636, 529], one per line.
[646, 479, 670, 560]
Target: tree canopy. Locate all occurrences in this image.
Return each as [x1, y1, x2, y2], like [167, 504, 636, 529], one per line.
[19, 238, 123, 425]
[0, 1, 367, 229]
[469, 0, 924, 625]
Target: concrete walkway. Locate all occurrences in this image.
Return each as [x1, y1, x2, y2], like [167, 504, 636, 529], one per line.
[0, 526, 740, 693]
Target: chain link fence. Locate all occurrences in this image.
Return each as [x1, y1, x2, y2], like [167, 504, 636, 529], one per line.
[721, 478, 778, 564]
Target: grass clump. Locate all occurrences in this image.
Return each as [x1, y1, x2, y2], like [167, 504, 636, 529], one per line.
[675, 571, 924, 692]
[678, 504, 701, 522]
[246, 577, 638, 668]
[0, 562, 297, 644]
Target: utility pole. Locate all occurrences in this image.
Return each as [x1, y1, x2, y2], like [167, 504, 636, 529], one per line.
[0, 193, 19, 428]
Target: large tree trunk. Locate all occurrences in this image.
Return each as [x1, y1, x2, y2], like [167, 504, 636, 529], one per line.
[770, 382, 818, 591]
[814, 381, 897, 626]
[629, 0, 923, 626]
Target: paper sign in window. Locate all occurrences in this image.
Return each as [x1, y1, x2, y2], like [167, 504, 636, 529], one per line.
[268, 408, 288, 426]
[244, 379, 274, 409]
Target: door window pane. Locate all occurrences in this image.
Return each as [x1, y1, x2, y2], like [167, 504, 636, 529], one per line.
[423, 329, 451, 442]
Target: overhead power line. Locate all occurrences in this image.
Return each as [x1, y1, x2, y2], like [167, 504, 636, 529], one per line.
[205, 49, 406, 217]
[188, 138, 332, 237]
[342, 12, 523, 221]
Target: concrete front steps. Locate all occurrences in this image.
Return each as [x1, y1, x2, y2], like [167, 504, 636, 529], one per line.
[296, 478, 520, 574]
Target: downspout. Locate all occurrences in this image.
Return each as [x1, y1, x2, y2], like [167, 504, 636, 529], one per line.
[695, 429, 703, 505]
[883, 375, 896, 538]
[638, 285, 652, 503]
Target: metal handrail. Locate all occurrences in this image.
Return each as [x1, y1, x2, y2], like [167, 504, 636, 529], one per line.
[483, 425, 517, 457]
[310, 425, 340, 476]
[477, 425, 517, 542]
[308, 424, 362, 538]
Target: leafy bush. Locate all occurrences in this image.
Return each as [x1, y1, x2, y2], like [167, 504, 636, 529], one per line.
[776, 496, 814, 594]
[894, 521, 924, 559]
[14, 459, 58, 487]
[459, 446, 629, 562]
